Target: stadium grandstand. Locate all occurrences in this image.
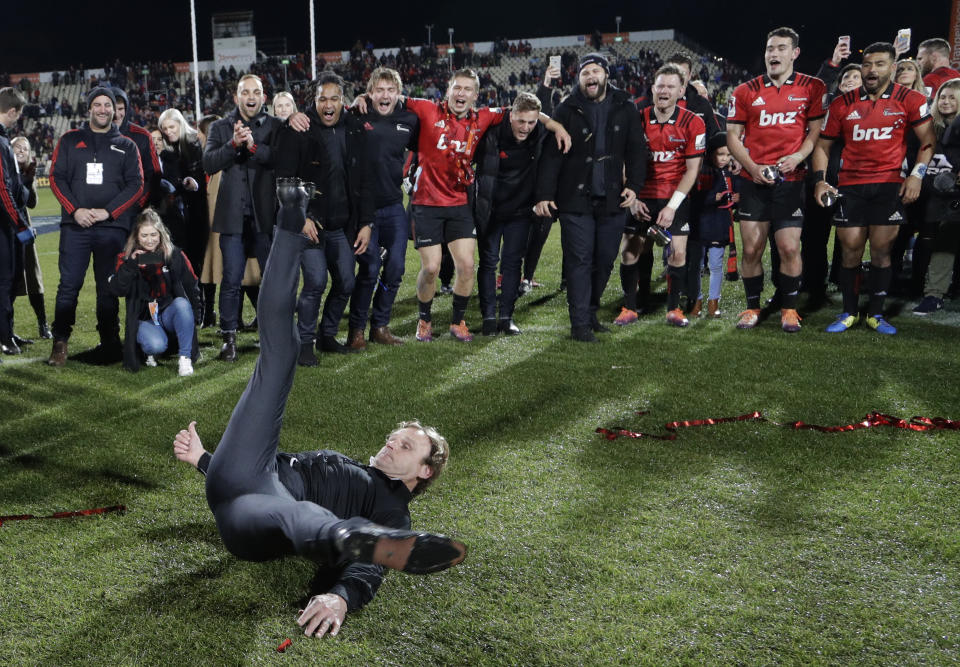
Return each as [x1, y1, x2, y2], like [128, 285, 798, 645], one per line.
[1, 28, 747, 178]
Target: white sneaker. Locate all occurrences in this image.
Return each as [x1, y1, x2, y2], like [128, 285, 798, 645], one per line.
[145, 355, 157, 367]
[178, 355, 194, 377]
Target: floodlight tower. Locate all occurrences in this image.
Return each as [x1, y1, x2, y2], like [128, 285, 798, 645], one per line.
[448, 27, 455, 71]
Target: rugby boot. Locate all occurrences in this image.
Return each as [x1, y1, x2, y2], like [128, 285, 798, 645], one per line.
[613, 307, 639, 326]
[735, 308, 761, 329]
[825, 312, 859, 333]
[781, 308, 802, 333]
[334, 517, 467, 574]
[666, 308, 689, 328]
[416, 319, 433, 342]
[449, 320, 474, 342]
[866, 315, 897, 335]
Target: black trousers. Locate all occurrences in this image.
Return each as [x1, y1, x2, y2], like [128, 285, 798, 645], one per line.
[477, 214, 530, 321]
[559, 201, 626, 331]
[51, 224, 127, 342]
[0, 225, 14, 341]
[205, 227, 348, 564]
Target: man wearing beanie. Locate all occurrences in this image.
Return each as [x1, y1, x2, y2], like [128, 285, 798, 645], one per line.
[47, 87, 144, 366]
[112, 87, 160, 209]
[535, 53, 647, 342]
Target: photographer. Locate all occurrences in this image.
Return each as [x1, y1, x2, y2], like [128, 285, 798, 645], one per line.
[108, 208, 201, 375]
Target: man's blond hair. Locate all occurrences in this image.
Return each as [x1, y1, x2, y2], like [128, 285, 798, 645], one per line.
[448, 68, 480, 93]
[367, 67, 403, 94]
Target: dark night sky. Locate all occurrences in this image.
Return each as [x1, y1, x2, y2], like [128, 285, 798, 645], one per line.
[4, 1, 953, 77]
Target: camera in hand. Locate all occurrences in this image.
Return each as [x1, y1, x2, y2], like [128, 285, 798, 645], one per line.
[137, 251, 164, 265]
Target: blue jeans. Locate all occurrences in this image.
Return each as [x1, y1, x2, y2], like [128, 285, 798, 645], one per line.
[706, 246, 724, 300]
[296, 228, 356, 342]
[349, 204, 409, 330]
[218, 228, 270, 333]
[52, 223, 128, 341]
[478, 215, 530, 321]
[136, 297, 194, 357]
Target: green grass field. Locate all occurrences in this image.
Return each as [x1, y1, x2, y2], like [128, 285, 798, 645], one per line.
[33, 186, 62, 218]
[1, 228, 958, 665]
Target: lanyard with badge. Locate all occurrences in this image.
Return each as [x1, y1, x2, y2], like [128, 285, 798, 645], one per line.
[87, 157, 103, 185]
[86, 134, 103, 184]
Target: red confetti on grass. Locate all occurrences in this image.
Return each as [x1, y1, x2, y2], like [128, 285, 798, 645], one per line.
[277, 638, 292, 652]
[597, 412, 960, 441]
[0, 504, 125, 528]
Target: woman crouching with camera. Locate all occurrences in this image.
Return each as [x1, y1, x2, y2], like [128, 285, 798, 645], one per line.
[108, 208, 201, 375]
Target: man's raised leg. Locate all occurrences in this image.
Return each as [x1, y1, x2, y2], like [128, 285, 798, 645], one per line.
[206, 226, 309, 504]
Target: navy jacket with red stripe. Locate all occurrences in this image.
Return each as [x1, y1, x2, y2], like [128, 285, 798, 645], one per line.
[0, 122, 29, 232]
[49, 123, 144, 230]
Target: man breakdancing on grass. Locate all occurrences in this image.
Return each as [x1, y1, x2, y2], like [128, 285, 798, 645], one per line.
[172, 182, 466, 638]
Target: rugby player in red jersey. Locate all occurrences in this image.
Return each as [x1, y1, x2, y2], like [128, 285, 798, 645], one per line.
[917, 38, 960, 99]
[390, 69, 569, 342]
[617, 64, 705, 327]
[813, 42, 935, 335]
[726, 27, 827, 333]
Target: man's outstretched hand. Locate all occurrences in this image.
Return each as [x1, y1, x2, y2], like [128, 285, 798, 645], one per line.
[297, 593, 347, 637]
[173, 421, 205, 468]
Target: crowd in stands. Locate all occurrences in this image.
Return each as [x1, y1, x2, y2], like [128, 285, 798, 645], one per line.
[6, 35, 751, 174]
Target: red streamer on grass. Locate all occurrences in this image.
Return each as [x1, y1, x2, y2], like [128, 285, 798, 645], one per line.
[595, 426, 676, 441]
[0, 504, 126, 528]
[277, 638, 292, 652]
[788, 412, 960, 433]
[597, 411, 960, 441]
[664, 411, 765, 432]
